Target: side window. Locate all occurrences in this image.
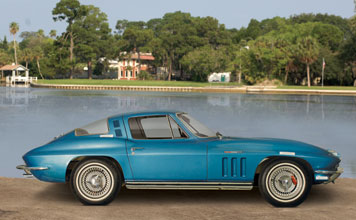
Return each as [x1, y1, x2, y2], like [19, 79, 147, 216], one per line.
[128, 116, 172, 139]
[168, 117, 188, 138]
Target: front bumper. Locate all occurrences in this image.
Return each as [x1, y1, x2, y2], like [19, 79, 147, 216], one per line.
[314, 167, 343, 184]
[16, 165, 48, 178]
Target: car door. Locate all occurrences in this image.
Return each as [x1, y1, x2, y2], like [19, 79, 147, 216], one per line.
[124, 114, 207, 181]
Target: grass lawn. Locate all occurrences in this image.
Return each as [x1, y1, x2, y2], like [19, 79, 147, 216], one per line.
[36, 80, 356, 90]
[277, 86, 356, 90]
[37, 79, 241, 87]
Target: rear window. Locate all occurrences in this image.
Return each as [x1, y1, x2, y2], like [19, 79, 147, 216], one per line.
[75, 118, 109, 136]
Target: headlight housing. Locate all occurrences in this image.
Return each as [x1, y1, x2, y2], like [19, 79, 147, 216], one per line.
[328, 149, 340, 158]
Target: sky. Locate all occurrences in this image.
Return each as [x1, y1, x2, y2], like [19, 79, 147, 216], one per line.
[0, 0, 355, 40]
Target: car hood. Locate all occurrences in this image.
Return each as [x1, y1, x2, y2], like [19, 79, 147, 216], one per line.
[209, 136, 329, 156]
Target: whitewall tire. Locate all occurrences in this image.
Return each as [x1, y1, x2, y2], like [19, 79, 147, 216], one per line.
[259, 159, 312, 207]
[70, 159, 121, 205]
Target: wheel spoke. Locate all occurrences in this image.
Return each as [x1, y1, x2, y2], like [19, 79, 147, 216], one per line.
[266, 163, 305, 201]
[76, 163, 114, 201]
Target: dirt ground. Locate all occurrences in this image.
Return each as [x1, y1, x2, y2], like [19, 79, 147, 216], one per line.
[0, 177, 355, 220]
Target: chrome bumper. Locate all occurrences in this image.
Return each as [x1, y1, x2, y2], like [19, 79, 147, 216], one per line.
[315, 167, 343, 184]
[16, 165, 48, 178]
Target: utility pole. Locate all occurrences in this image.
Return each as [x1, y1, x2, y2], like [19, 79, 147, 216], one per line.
[354, 0, 356, 12]
[238, 46, 249, 84]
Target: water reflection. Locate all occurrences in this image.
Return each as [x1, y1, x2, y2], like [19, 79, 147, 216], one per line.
[1, 87, 356, 178]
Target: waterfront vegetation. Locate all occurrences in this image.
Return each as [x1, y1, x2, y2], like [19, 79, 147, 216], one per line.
[1, 0, 356, 87]
[277, 86, 356, 90]
[37, 79, 242, 87]
[36, 79, 356, 90]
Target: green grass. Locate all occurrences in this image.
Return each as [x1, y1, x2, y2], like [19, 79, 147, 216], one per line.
[277, 86, 356, 90]
[37, 79, 241, 87]
[36, 80, 356, 90]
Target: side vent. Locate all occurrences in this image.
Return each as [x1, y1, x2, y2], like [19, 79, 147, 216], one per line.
[113, 120, 123, 137]
[240, 157, 246, 177]
[113, 120, 120, 128]
[231, 158, 237, 177]
[221, 157, 247, 178]
[222, 157, 228, 177]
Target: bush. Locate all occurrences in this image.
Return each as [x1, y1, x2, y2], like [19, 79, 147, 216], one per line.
[138, 70, 152, 80]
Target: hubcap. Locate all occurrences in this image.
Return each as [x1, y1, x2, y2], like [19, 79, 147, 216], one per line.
[266, 163, 305, 202]
[76, 163, 114, 201]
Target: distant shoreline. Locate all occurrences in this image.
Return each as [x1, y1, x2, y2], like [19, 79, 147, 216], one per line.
[31, 82, 356, 96]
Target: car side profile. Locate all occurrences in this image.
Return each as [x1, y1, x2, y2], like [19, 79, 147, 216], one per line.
[17, 111, 343, 207]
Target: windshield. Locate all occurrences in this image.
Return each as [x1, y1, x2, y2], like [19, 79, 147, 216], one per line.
[177, 113, 216, 138]
[75, 118, 109, 136]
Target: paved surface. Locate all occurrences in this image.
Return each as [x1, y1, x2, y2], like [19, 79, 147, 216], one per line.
[0, 177, 355, 220]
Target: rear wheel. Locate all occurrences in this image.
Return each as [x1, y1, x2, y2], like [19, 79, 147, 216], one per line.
[259, 159, 312, 207]
[70, 159, 121, 205]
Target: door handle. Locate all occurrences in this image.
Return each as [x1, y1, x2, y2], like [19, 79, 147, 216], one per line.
[131, 147, 144, 152]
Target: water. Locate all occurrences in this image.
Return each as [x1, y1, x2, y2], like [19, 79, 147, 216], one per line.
[1, 87, 356, 178]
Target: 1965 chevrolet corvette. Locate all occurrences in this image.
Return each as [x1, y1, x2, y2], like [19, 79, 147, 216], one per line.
[17, 111, 343, 207]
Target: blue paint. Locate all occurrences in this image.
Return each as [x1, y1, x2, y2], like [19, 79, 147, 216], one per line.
[20, 110, 341, 185]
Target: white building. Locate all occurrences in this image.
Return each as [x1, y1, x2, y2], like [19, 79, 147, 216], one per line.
[208, 72, 231, 83]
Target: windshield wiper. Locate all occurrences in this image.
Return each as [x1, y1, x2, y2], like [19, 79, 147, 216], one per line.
[216, 132, 223, 140]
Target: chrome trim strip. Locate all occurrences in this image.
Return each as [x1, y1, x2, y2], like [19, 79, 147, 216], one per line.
[16, 165, 49, 171]
[315, 167, 343, 184]
[126, 184, 253, 190]
[126, 181, 253, 185]
[315, 167, 344, 175]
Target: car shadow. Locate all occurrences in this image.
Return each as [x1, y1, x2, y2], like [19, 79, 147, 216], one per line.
[35, 183, 337, 206]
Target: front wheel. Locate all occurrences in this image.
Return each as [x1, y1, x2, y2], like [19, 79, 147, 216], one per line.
[259, 160, 312, 207]
[70, 159, 120, 205]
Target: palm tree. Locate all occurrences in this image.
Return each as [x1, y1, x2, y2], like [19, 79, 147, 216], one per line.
[21, 48, 34, 69]
[296, 36, 320, 87]
[9, 22, 19, 64]
[33, 47, 44, 79]
[49, 30, 57, 38]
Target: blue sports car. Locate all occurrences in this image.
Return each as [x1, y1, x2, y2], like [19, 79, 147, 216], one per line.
[17, 111, 343, 207]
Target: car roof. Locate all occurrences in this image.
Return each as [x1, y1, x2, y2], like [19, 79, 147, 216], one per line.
[109, 110, 185, 119]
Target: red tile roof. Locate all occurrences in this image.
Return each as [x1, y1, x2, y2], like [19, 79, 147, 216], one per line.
[123, 54, 155, 61]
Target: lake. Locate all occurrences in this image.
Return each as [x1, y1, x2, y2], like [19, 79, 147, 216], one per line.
[1, 86, 356, 178]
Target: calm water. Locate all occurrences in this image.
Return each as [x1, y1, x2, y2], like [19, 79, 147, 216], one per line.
[1, 87, 356, 178]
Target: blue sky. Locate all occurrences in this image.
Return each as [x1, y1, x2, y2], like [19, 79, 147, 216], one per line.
[1, 0, 355, 40]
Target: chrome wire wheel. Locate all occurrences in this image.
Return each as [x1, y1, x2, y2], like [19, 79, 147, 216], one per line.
[75, 162, 115, 202]
[265, 162, 306, 203]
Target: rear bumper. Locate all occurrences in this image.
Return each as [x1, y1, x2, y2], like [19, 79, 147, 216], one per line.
[314, 167, 343, 184]
[16, 165, 48, 178]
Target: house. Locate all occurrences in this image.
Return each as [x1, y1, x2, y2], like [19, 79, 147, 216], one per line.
[108, 52, 155, 80]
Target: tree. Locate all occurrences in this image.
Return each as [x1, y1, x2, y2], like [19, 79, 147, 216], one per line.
[0, 49, 11, 78]
[9, 22, 19, 64]
[1, 36, 9, 51]
[53, 0, 86, 79]
[157, 12, 201, 80]
[0, 49, 11, 66]
[33, 46, 44, 79]
[19, 48, 34, 69]
[295, 36, 320, 87]
[49, 30, 57, 38]
[181, 46, 229, 81]
[72, 5, 112, 79]
[122, 26, 153, 74]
